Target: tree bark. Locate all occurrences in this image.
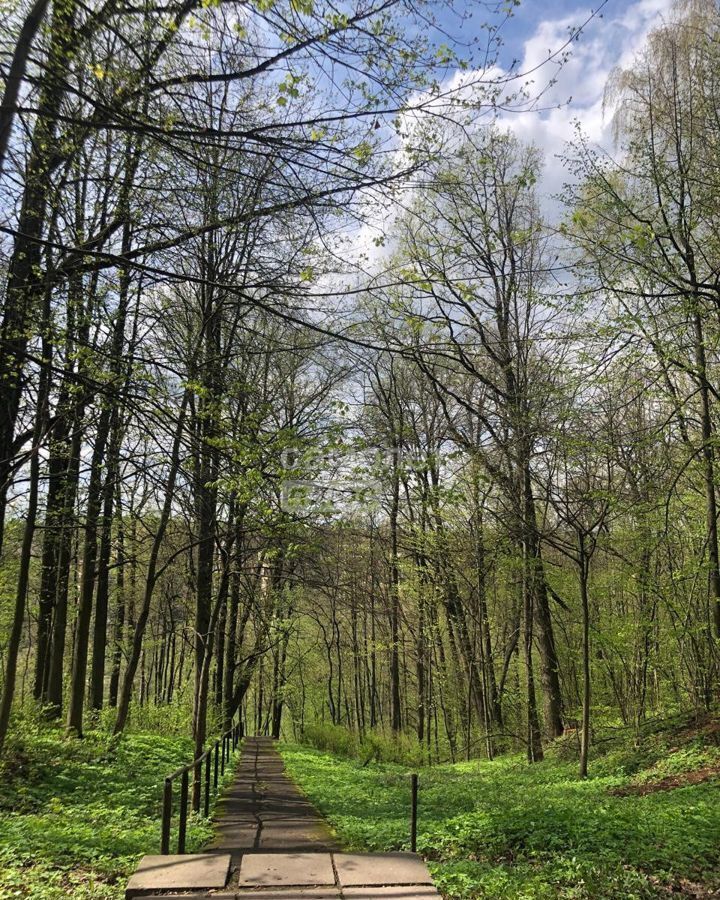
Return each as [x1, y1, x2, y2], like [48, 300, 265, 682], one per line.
[113, 391, 190, 735]
[578, 533, 591, 779]
[0, 0, 78, 553]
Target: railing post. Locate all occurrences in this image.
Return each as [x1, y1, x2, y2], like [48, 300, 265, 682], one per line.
[161, 777, 172, 855]
[410, 773, 418, 853]
[204, 751, 211, 818]
[192, 757, 201, 814]
[160, 724, 245, 854]
[178, 770, 189, 854]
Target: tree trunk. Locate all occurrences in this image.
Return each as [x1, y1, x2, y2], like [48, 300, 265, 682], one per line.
[389, 443, 402, 732]
[108, 482, 125, 708]
[524, 466, 564, 738]
[0, 0, 78, 553]
[0, 271, 50, 752]
[523, 541, 544, 763]
[0, 441, 41, 753]
[578, 534, 591, 779]
[693, 309, 720, 638]
[113, 392, 190, 735]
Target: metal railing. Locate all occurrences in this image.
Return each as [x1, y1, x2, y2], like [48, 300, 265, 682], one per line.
[161, 720, 242, 854]
[410, 772, 418, 852]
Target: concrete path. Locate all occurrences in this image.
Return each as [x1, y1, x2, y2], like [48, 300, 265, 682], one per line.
[207, 736, 338, 864]
[127, 737, 440, 899]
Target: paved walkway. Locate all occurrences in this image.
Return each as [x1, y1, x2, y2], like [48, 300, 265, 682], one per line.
[127, 737, 439, 899]
[208, 736, 338, 863]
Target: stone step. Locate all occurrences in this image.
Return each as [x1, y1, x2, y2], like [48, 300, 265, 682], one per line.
[128, 851, 440, 898]
[140, 893, 440, 899]
[125, 854, 231, 898]
[140, 893, 440, 900]
[334, 853, 435, 887]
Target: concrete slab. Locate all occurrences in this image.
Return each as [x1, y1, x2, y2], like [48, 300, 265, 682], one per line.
[125, 854, 231, 898]
[259, 822, 337, 850]
[334, 854, 434, 887]
[137, 895, 236, 900]
[210, 822, 258, 843]
[343, 888, 440, 899]
[236, 891, 340, 899]
[238, 852, 336, 887]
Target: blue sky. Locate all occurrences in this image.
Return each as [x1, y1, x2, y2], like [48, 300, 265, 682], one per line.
[394, 1, 676, 210]
[352, 0, 675, 264]
[487, 0, 675, 210]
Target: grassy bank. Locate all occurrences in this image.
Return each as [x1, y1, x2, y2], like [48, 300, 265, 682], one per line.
[0, 723, 225, 899]
[281, 717, 720, 899]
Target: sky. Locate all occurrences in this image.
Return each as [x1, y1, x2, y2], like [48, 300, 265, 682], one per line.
[490, 0, 676, 211]
[340, 0, 677, 274]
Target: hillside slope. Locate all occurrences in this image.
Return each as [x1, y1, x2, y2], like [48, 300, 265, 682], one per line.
[0, 725, 220, 899]
[281, 717, 720, 899]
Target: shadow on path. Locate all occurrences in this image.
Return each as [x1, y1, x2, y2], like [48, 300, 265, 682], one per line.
[207, 735, 338, 865]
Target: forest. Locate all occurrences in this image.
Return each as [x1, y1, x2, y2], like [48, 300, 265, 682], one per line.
[1, 0, 720, 897]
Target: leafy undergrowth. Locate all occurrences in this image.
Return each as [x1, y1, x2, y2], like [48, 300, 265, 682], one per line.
[0, 723, 228, 899]
[281, 716, 720, 899]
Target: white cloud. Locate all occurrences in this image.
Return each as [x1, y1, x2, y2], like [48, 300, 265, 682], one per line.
[319, 0, 675, 282]
[498, 0, 675, 217]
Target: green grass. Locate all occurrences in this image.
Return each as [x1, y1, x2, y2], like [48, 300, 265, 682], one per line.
[0, 722, 233, 899]
[281, 721, 720, 899]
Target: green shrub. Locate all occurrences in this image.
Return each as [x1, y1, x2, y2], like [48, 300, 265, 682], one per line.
[302, 723, 359, 757]
[300, 723, 425, 767]
[358, 730, 425, 768]
[96, 698, 198, 737]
